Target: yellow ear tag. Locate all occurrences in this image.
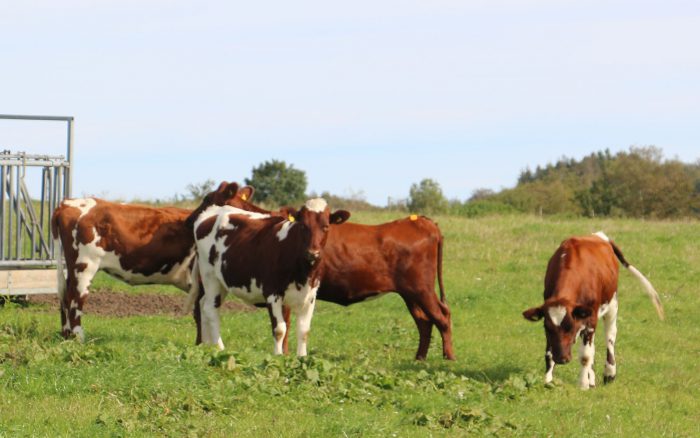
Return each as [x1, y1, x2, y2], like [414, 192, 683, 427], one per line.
[410, 214, 418, 221]
[241, 194, 247, 201]
[288, 215, 295, 222]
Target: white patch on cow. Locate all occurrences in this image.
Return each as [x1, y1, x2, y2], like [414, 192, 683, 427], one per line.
[578, 333, 596, 389]
[561, 252, 566, 259]
[598, 302, 610, 318]
[304, 198, 327, 213]
[74, 227, 105, 297]
[70, 300, 78, 309]
[548, 305, 567, 326]
[593, 231, 610, 242]
[195, 204, 270, 230]
[100, 247, 196, 291]
[603, 293, 618, 381]
[62, 322, 71, 332]
[276, 220, 296, 241]
[283, 280, 319, 356]
[545, 351, 555, 383]
[75, 309, 83, 318]
[268, 294, 287, 355]
[72, 325, 85, 342]
[64, 198, 97, 219]
[227, 277, 265, 305]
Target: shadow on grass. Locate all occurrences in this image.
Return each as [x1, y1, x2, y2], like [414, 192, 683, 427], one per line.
[393, 360, 526, 384]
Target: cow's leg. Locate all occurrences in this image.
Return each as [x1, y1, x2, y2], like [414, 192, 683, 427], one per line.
[544, 340, 555, 384]
[578, 328, 596, 389]
[282, 305, 291, 355]
[60, 277, 73, 339]
[401, 297, 433, 360]
[603, 294, 619, 384]
[436, 300, 455, 360]
[67, 255, 101, 342]
[199, 275, 225, 350]
[412, 292, 455, 360]
[193, 280, 205, 345]
[266, 295, 287, 355]
[55, 239, 69, 337]
[295, 297, 317, 357]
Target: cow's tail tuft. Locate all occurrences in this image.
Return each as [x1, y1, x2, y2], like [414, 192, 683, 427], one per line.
[611, 241, 665, 320]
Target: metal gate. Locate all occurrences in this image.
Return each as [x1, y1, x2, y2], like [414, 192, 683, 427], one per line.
[0, 114, 73, 295]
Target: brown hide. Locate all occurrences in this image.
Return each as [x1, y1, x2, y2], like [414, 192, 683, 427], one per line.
[216, 191, 453, 360]
[318, 218, 453, 360]
[526, 235, 619, 364]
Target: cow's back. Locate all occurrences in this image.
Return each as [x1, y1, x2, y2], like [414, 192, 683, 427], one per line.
[53, 198, 194, 286]
[318, 217, 441, 304]
[544, 236, 619, 305]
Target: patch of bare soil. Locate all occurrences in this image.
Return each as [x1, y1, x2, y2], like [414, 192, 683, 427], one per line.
[27, 290, 254, 317]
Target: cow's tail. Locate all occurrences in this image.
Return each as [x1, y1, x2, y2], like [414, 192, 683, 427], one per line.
[437, 232, 446, 304]
[610, 240, 665, 320]
[183, 258, 200, 315]
[51, 208, 67, 301]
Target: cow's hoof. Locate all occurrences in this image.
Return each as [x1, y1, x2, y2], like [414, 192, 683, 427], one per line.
[415, 354, 427, 361]
[443, 353, 456, 361]
[604, 375, 616, 384]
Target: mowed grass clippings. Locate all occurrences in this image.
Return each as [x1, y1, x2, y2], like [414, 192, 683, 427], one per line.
[1, 213, 699, 437]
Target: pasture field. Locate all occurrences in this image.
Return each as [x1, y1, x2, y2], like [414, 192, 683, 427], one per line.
[1, 212, 699, 437]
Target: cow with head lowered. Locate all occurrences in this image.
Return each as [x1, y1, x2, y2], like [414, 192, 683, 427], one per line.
[523, 232, 664, 389]
[189, 182, 454, 360]
[185, 193, 350, 355]
[50, 183, 253, 341]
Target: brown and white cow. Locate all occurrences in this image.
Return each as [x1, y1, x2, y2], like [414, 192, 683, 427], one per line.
[523, 231, 664, 389]
[192, 182, 454, 360]
[50, 184, 253, 340]
[185, 196, 350, 355]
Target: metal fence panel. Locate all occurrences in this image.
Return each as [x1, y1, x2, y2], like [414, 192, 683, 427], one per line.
[0, 115, 73, 295]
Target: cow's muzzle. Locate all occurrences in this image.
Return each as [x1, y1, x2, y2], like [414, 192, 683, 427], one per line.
[554, 354, 571, 365]
[306, 251, 321, 264]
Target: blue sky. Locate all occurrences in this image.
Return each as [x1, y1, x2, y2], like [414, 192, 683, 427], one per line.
[1, 1, 699, 205]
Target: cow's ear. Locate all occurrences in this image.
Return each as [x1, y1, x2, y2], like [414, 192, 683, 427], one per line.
[225, 182, 239, 199]
[215, 181, 229, 193]
[330, 210, 350, 225]
[572, 305, 593, 320]
[238, 186, 255, 202]
[522, 306, 544, 322]
[279, 206, 297, 220]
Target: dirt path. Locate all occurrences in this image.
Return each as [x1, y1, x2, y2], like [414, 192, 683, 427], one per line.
[27, 290, 253, 317]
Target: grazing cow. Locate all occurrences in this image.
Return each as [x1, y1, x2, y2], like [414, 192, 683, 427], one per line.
[522, 231, 664, 389]
[185, 195, 350, 355]
[50, 184, 253, 340]
[192, 182, 454, 360]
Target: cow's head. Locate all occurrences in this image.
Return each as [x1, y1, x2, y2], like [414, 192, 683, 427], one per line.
[523, 298, 594, 364]
[185, 181, 246, 228]
[292, 198, 350, 266]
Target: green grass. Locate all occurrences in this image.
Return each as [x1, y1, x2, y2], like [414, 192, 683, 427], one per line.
[2, 213, 699, 437]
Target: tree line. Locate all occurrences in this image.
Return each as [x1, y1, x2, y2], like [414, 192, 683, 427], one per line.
[181, 148, 700, 219]
[472, 146, 700, 218]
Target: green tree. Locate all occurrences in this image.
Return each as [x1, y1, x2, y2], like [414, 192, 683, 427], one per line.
[186, 179, 216, 201]
[408, 178, 448, 214]
[244, 159, 307, 206]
